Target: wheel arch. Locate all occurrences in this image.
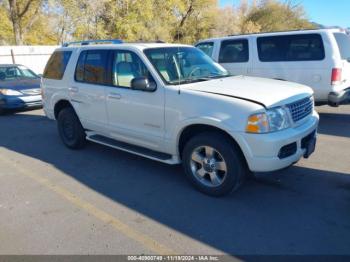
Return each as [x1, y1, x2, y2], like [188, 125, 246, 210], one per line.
[177, 124, 247, 163]
[54, 99, 74, 119]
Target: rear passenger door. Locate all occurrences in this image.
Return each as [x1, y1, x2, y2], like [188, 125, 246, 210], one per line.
[104, 49, 165, 151]
[70, 49, 109, 133]
[218, 39, 250, 75]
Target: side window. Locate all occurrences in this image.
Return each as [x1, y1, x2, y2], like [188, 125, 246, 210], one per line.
[219, 39, 249, 63]
[112, 50, 155, 89]
[43, 51, 72, 80]
[196, 42, 214, 57]
[257, 34, 325, 62]
[74, 50, 109, 84]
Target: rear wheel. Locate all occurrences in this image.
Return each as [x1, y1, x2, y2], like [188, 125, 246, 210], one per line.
[57, 107, 86, 149]
[182, 132, 247, 196]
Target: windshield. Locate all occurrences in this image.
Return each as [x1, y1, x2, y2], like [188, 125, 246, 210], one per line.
[144, 47, 229, 85]
[0, 65, 39, 81]
[334, 33, 350, 61]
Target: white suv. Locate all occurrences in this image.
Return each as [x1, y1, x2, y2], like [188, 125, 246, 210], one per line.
[42, 41, 319, 196]
[196, 29, 350, 106]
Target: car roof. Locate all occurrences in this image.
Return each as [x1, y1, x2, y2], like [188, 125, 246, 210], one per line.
[0, 64, 23, 67]
[196, 28, 345, 43]
[55, 43, 192, 52]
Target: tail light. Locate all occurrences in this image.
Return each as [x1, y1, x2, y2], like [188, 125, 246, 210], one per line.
[331, 68, 342, 85]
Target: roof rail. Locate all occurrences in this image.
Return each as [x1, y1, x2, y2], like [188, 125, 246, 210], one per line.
[128, 40, 166, 44]
[227, 28, 323, 37]
[62, 39, 123, 47]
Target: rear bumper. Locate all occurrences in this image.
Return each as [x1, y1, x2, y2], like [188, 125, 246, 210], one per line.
[328, 87, 350, 106]
[0, 95, 42, 110]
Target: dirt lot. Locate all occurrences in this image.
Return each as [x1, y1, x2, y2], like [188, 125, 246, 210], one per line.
[0, 105, 349, 256]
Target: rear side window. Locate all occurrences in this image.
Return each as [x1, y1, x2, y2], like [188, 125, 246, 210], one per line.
[334, 33, 350, 61]
[75, 50, 109, 85]
[257, 34, 325, 62]
[43, 51, 72, 80]
[196, 42, 214, 57]
[219, 39, 249, 63]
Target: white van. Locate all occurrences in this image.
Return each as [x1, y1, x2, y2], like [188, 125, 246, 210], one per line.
[196, 29, 350, 106]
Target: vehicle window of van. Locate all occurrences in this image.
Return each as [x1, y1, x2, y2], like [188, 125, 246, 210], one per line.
[74, 50, 109, 84]
[334, 33, 350, 61]
[196, 42, 214, 57]
[112, 50, 154, 88]
[43, 51, 72, 80]
[257, 34, 325, 62]
[219, 39, 249, 63]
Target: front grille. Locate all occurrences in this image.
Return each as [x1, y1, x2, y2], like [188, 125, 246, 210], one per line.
[287, 97, 313, 123]
[21, 88, 41, 96]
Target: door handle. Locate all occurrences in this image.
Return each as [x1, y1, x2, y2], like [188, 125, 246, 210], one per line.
[108, 93, 122, 100]
[69, 86, 79, 93]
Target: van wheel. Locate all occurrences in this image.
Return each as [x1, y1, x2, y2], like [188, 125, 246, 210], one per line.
[57, 107, 86, 149]
[182, 132, 246, 197]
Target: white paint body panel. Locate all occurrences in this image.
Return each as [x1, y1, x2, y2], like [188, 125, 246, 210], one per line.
[42, 43, 319, 172]
[197, 29, 350, 103]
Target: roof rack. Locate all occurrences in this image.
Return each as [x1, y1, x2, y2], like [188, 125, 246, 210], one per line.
[62, 39, 123, 47]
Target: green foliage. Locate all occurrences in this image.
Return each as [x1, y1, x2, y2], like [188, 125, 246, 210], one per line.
[0, 0, 316, 45]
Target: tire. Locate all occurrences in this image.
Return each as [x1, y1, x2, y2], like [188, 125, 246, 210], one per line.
[57, 107, 86, 149]
[182, 132, 247, 197]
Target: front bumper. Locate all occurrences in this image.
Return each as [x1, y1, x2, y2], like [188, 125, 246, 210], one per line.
[0, 95, 42, 110]
[328, 88, 350, 106]
[234, 111, 319, 172]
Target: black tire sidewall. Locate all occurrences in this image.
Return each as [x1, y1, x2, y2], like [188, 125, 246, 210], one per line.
[182, 132, 246, 196]
[57, 107, 86, 149]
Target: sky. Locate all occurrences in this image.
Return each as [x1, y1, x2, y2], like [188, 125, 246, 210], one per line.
[219, 0, 350, 28]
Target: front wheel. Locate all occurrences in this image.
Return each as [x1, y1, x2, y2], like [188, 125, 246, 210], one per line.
[57, 107, 86, 149]
[182, 132, 247, 196]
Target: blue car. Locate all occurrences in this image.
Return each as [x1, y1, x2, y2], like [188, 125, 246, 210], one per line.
[0, 64, 42, 114]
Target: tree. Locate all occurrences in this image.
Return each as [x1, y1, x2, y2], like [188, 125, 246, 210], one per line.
[0, 5, 13, 44]
[5, 0, 43, 44]
[243, 0, 315, 33]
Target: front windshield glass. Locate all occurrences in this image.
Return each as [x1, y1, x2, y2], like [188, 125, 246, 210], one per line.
[144, 47, 229, 85]
[0, 65, 38, 81]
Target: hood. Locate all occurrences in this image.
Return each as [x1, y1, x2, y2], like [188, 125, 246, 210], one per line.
[0, 78, 41, 91]
[185, 76, 313, 108]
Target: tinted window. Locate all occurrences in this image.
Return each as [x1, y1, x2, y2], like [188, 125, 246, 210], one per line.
[196, 42, 214, 57]
[257, 34, 325, 62]
[43, 51, 72, 80]
[334, 33, 350, 61]
[219, 39, 249, 63]
[112, 51, 155, 88]
[74, 50, 109, 84]
[0, 65, 38, 81]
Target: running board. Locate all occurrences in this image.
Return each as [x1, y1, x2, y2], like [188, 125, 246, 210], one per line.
[86, 134, 179, 164]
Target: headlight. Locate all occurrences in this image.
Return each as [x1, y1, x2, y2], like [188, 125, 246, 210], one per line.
[0, 89, 23, 96]
[246, 107, 291, 133]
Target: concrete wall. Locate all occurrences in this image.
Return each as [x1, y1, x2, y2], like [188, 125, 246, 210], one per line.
[0, 46, 59, 74]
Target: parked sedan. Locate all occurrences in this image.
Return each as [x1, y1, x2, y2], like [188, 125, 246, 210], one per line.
[0, 64, 42, 114]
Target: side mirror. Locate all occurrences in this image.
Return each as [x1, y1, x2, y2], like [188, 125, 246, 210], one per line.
[131, 77, 156, 92]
